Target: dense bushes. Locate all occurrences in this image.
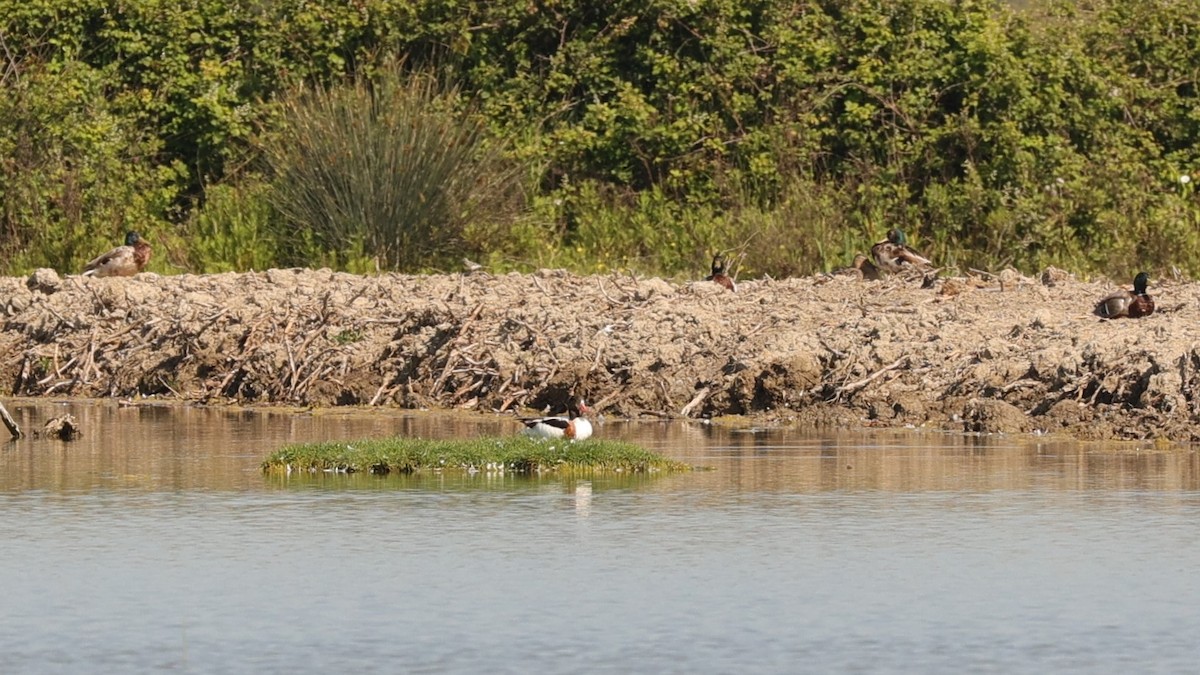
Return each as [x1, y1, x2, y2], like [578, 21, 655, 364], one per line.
[1, 0, 1198, 278]
[0, 56, 185, 273]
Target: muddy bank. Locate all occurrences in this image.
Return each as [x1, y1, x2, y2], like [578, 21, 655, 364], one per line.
[1, 266, 1196, 441]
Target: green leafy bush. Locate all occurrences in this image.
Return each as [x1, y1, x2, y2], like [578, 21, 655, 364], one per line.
[0, 57, 182, 273]
[2, 0, 1199, 279]
[184, 178, 280, 273]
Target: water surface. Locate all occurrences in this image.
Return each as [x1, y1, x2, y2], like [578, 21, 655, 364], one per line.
[2, 400, 1198, 673]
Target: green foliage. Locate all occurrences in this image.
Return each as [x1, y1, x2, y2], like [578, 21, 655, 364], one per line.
[529, 182, 724, 274]
[0, 56, 183, 274]
[2, 0, 1200, 279]
[184, 178, 280, 273]
[1, 0, 378, 184]
[262, 436, 691, 475]
[260, 68, 523, 272]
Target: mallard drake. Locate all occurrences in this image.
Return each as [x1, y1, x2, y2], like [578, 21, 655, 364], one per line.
[832, 254, 882, 281]
[706, 254, 737, 292]
[1096, 272, 1154, 319]
[82, 231, 151, 277]
[520, 399, 593, 440]
[870, 228, 932, 274]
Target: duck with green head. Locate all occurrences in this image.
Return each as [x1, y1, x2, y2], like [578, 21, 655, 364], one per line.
[82, 231, 152, 277]
[705, 253, 736, 292]
[870, 228, 932, 274]
[1096, 272, 1154, 318]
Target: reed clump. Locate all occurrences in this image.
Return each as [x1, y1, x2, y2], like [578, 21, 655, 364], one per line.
[262, 436, 692, 476]
[260, 67, 523, 272]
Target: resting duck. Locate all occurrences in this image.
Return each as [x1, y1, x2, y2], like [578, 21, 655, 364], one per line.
[520, 399, 593, 441]
[706, 254, 737, 292]
[832, 254, 882, 281]
[83, 231, 152, 277]
[870, 228, 932, 274]
[1096, 272, 1154, 319]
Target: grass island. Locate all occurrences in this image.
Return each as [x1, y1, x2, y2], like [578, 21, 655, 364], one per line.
[262, 436, 693, 476]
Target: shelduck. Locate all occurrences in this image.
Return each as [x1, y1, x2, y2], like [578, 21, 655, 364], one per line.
[520, 399, 593, 441]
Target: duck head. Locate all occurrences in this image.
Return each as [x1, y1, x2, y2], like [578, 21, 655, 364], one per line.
[1133, 271, 1150, 296]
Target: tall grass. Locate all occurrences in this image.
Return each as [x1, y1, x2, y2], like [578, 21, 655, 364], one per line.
[261, 68, 524, 272]
[185, 179, 280, 273]
[513, 172, 892, 280]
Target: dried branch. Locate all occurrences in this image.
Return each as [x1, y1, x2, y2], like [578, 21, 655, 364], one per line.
[832, 357, 908, 400]
[0, 401, 22, 439]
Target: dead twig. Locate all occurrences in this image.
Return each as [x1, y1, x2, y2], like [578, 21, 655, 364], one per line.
[369, 372, 403, 406]
[596, 278, 634, 309]
[1001, 379, 1035, 394]
[832, 357, 908, 400]
[430, 303, 487, 398]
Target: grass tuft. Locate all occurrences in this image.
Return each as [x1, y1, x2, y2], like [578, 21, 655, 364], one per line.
[262, 436, 692, 476]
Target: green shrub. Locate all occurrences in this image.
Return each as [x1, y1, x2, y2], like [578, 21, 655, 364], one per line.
[262, 435, 691, 475]
[0, 57, 182, 275]
[260, 67, 524, 272]
[184, 178, 281, 273]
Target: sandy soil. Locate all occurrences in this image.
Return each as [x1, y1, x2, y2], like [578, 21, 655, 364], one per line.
[1, 265, 1195, 441]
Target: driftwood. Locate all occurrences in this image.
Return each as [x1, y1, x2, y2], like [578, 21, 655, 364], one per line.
[832, 357, 908, 401]
[0, 400, 21, 439]
[36, 414, 81, 441]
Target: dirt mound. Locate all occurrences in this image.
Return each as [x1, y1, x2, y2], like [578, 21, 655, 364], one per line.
[1, 266, 1195, 440]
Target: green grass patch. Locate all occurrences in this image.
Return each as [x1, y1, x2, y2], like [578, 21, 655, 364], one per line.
[262, 436, 692, 476]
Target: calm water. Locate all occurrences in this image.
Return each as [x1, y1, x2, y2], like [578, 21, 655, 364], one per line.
[2, 400, 1199, 674]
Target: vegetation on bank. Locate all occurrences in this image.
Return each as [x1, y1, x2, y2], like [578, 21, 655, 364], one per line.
[262, 436, 692, 476]
[2, 0, 1199, 279]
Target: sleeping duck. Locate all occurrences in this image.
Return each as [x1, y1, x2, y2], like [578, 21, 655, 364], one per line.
[870, 228, 932, 274]
[832, 253, 882, 281]
[1095, 272, 1154, 319]
[82, 231, 152, 277]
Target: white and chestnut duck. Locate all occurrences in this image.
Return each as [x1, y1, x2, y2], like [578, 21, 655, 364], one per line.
[520, 399, 593, 441]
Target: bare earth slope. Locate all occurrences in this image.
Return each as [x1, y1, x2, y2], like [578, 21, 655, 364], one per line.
[2, 267, 1195, 440]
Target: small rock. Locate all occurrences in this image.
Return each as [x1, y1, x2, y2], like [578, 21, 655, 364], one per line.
[1040, 266, 1072, 287]
[26, 268, 62, 294]
[1029, 309, 1055, 329]
[962, 398, 1030, 434]
[6, 295, 30, 314]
